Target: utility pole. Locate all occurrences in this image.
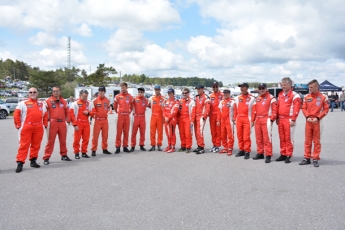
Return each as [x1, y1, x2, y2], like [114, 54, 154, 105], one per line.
[120, 71, 121, 83]
[67, 36, 71, 69]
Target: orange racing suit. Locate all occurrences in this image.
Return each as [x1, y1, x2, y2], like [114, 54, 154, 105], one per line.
[234, 93, 255, 153]
[131, 95, 148, 147]
[302, 92, 329, 160]
[70, 99, 91, 154]
[217, 97, 236, 151]
[178, 97, 195, 149]
[43, 96, 69, 160]
[163, 97, 179, 148]
[14, 98, 48, 163]
[90, 95, 110, 151]
[114, 92, 133, 148]
[251, 92, 277, 156]
[209, 91, 223, 147]
[148, 94, 165, 147]
[194, 93, 211, 148]
[276, 89, 301, 157]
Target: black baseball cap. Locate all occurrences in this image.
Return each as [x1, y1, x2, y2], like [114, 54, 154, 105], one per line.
[238, 83, 249, 88]
[98, 86, 106, 91]
[195, 84, 204, 89]
[258, 83, 267, 89]
[167, 88, 175, 94]
[212, 82, 219, 87]
[223, 88, 231, 93]
[138, 87, 145, 92]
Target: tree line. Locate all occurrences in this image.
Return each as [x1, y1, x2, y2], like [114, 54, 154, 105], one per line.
[0, 58, 224, 98]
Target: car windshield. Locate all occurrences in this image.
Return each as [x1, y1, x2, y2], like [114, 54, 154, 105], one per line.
[0, 99, 4, 104]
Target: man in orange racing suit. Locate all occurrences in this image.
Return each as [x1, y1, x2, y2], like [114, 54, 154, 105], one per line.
[209, 82, 223, 153]
[251, 83, 277, 163]
[130, 87, 148, 152]
[193, 84, 210, 154]
[217, 88, 236, 156]
[299, 79, 329, 167]
[43, 86, 71, 165]
[234, 83, 255, 159]
[14, 87, 48, 173]
[114, 82, 133, 154]
[90, 86, 111, 156]
[70, 89, 91, 159]
[275, 77, 301, 163]
[177, 88, 196, 153]
[148, 85, 165, 151]
[162, 88, 179, 153]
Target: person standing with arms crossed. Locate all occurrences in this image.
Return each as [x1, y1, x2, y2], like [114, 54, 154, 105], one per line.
[217, 88, 236, 156]
[130, 87, 148, 152]
[209, 82, 223, 153]
[148, 85, 165, 151]
[90, 86, 111, 156]
[251, 83, 277, 163]
[114, 82, 133, 154]
[299, 79, 329, 167]
[162, 88, 179, 153]
[193, 85, 211, 154]
[275, 77, 301, 163]
[70, 90, 91, 159]
[43, 86, 72, 165]
[14, 88, 48, 173]
[177, 88, 196, 153]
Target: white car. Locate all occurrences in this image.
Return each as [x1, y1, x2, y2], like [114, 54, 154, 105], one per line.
[0, 103, 10, 119]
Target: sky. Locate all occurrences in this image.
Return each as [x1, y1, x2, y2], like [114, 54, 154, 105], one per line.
[0, 0, 345, 86]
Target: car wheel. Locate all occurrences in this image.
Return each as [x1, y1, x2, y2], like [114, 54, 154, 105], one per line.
[0, 110, 8, 119]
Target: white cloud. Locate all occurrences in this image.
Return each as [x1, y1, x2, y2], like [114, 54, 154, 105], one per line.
[75, 23, 93, 37]
[105, 29, 148, 54]
[0, 51, 16, 60]
[0, 0, 180, 32]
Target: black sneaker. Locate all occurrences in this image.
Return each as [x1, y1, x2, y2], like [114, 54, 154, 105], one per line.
[82, 153, 90, 158]
[91, 151, 96, 156]
[140, 146, 146, 151]
[61, 155, 72, 161]
[253, 154, 264, 160]
[235, 150, 245, 157]
[196, 148, 205, 154]
[75, 153, 80, 159]
[157, 146, 163, 151]
[178, 147, 186, 152]
[103, 149, 112, 154]
[30, 159, 40, 168]
[15, 162, 23, 173]
[275, 155, 286, 161]
[193, 147, 200, 152]
[265, 156, 271, 163]
[115, 148, 120, 154]
[299, 158, 311, 165]
[130, 147, 135, 152]
[123, 147, 130, 153]
[148, 146, 156, 151]
[186, 148, 191, 153]
[209, 146, 216, 152]
[313, 160, 319, 167]
[212, 147, 220, 153]
[244, 152, 250, 160]
[43, 159, 49, 165]
[285, 156, 291, 163]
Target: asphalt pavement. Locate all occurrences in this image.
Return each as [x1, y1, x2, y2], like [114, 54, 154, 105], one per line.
[1, 109, 345, 229]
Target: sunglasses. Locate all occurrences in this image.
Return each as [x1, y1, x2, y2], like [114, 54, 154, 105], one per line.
[182, 92, 189, 95]
[138, 91, 144, 93]
[29, 91, 37, 94]
[258, 87, 266, 90]
[213, 86, 219, 88]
